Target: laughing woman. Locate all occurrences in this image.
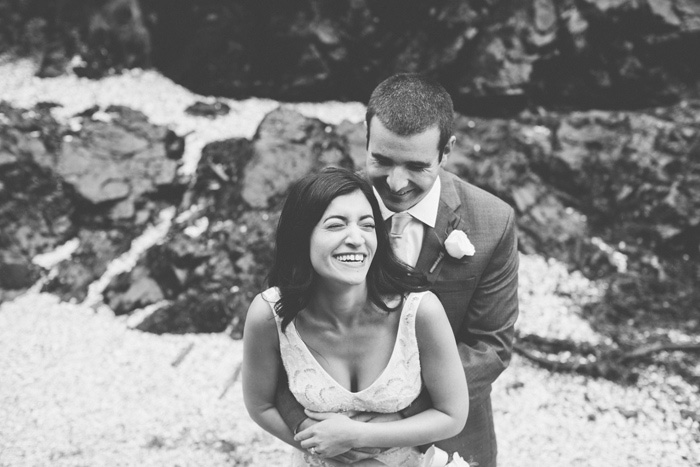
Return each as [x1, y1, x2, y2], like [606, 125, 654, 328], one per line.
[242, 167, 468, 466]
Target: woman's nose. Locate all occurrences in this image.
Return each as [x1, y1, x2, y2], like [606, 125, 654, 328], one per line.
[345, 225, 365, 245]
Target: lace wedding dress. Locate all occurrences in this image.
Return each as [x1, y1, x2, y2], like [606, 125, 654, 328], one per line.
[263, 288, 427, 467]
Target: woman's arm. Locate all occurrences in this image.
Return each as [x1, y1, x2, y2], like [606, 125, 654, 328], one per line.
[242, 293, 300, 448]
[295, 292, 468, 454]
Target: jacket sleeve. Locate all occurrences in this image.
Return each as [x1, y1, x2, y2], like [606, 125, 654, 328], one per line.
[275, 367, 307, 433]
[457, 207, 519, 400]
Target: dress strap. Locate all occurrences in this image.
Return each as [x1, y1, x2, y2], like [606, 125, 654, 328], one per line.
[261, 287, 282, 325]
[402, 291, 430, 321]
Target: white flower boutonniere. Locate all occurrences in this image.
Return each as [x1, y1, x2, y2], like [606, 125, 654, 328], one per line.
[444, 229, 475, 259]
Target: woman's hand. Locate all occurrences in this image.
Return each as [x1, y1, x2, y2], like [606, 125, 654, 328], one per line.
[293, 410, 364, 458]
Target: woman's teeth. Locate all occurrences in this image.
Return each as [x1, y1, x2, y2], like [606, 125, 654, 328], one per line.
[335, 254, 365, 263]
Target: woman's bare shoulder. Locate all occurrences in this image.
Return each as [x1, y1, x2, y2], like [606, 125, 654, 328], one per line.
[415, 291, 445, 320]
[244, 292, 277, 333]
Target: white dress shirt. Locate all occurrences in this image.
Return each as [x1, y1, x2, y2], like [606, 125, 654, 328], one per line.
[373, 177, 441, 267]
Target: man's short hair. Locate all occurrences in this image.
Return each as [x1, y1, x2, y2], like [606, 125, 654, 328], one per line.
[365, 73, 454, 158]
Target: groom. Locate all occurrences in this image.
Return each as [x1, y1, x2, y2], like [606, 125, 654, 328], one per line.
[277, 73, 519, 467]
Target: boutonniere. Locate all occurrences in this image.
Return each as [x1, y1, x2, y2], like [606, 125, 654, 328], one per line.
[444, 230, 475, 258]
[428, 221, 474, 274]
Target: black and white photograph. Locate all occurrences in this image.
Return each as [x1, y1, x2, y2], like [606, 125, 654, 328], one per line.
[1, 1, 699, 466]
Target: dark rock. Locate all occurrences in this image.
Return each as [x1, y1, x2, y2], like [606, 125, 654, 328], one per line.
[104, 265, 164, 315]
[136, 292, 233, 334]
[44, 105, 183, 228]
[102, 135, 258, 320]
[447, 100, 700, 292]
[0, 101, 186, 300]
[37, 39, 71, 78]
[38, 105, 188, 301]
[117, 108, 356, 335]
[447, 115, 598, 272]
[617, 407, 638, 419]
[242, 107, 352, 209]
[4, 1, 700, 111]
[43, 229, 131, 302]
[138, 0, 700, 112]
[184, 101, 231, 118]
[0, 103, 76, 262]
[72, 0, 151, 78]
[335, 120, 367, 169]
[0, 246, 41, 290]
[164, 129, 185, 160]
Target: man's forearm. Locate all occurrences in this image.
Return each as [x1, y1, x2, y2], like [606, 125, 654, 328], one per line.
[400, 390, 432, 419]
[457, 336, 512, 400]
[275, 369, 307, 433]
[459, 208, 519, 398]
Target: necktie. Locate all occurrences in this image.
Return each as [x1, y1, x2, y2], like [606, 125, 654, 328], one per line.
[390, 212, 412, 264]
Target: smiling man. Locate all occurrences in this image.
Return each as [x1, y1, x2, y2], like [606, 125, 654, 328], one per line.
[277, 73, 519, 467]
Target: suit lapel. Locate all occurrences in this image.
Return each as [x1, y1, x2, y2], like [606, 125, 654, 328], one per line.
[415, 170, 466, 282]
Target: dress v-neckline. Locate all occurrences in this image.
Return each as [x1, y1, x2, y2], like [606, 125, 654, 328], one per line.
[288, 299, 408, 395]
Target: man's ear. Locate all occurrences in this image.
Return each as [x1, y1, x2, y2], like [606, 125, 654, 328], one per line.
[364, 120, 370, 150]
[440, 135, 456, 166]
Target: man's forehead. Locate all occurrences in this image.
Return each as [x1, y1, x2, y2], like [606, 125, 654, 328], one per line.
[369, 116, 440, 135]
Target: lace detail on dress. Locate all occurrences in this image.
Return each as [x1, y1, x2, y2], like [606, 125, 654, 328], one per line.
[263, 288, 427, 466]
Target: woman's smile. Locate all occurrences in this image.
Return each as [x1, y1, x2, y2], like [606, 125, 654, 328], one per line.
[309, 190, 377, 284]
[333, 253, 368, 265]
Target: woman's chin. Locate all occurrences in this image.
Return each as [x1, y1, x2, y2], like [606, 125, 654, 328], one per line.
[319, 271, 369, 287]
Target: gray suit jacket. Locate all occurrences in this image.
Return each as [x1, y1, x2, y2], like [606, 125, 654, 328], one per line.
[418, 169, 518, 400]
[405, 169, 518, 461]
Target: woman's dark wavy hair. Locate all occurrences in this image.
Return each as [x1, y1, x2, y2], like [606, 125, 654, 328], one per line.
[268, 166, 427, 331]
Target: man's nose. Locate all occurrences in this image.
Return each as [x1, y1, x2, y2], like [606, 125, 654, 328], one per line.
[386, 167, 409, 192]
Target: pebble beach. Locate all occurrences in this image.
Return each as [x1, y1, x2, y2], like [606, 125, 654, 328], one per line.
[0, 56, 698, 466]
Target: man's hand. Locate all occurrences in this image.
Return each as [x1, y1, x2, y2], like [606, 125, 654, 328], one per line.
[350, 411, 402, 424]
[295, 416, 317, 434]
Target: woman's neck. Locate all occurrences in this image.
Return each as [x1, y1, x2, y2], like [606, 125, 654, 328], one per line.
[307, 281, 370, 329]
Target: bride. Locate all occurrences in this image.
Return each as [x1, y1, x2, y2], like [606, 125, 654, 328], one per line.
[242, 167, 468, 466]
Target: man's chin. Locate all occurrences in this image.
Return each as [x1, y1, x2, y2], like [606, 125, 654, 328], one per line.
[384, 195, 417, 212]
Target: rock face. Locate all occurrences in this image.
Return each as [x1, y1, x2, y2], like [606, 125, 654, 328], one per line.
[0, 103, 76, 292]
[447, 102, 700, 335]
[3, 98, 697, 334]
[0, 102, 185, 302]
[43, 106, 185, 302]
[100, 101, 699, 336]
[446, 116, 595, 271]
[0, 0, 151, 78]
[104, 108, 355, 335]
[4, 0, 699, 111]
